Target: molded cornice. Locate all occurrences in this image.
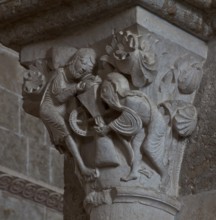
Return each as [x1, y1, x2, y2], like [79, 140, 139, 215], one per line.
[0, 166, 63, 212]
[0, 0, 215, 50]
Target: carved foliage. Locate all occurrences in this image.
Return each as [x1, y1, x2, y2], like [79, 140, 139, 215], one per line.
[157, 55, 202, 138]
[159, 100, 198, 137]
[178, 62, 202, 94]
[101, 30, 158, 87]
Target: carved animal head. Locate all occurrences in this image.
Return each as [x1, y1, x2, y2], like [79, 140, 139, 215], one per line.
[23, 68, 45, 95]
[66, 48, 96, 79]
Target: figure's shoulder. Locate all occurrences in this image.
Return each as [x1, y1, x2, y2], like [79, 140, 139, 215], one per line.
[124, 91, 150, 109]
[124, 90, 146, 101]
[124, 95, 141, 108]
[50, 68, 70, 94]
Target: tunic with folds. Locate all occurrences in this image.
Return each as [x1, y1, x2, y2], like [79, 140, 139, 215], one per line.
[40, 68, 78, 150]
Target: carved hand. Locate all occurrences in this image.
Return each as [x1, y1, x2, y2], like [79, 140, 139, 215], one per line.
[94, 125, 110, 136]
[76, 81, 86, 92]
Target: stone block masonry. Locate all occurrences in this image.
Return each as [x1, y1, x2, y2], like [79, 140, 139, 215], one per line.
[0, 44, 63, 219]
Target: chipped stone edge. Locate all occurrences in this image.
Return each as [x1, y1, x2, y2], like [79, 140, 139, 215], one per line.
[0, 166, 63, 213]
[0, 43, 18, 57]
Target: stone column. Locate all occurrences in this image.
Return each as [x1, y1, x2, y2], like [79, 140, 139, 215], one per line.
[19, 3, 208, 220]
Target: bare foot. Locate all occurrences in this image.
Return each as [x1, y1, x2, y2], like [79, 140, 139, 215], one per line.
[121, 171, 138, 182]
[81, 167, 100, 182]
[138, 168, 153, 179]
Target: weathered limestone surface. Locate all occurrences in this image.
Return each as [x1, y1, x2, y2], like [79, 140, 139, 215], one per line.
[0, 47, 23, 93]
[0, 190, 63, 220]
[0, 129, 27, 173]
[0, 190, 44, 220]
[64, 159, 88, 220]
[47, 209, 64, 220]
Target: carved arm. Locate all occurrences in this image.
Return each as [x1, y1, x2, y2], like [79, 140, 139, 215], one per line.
[54, 84, 79, 103]
[51, 68, 86, 103]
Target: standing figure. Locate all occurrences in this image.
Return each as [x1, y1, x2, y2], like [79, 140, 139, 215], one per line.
[40, 48, 99, 182]
[96, 72, 168, 186]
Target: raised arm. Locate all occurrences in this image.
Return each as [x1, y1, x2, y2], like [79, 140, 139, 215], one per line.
[51, 68, 79, 103]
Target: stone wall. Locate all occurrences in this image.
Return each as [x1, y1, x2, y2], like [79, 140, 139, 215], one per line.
[179, 40, 216, 195]
[0, 190, 62, 220]
[178, 40, 216, 219]
[0, 44, 63, 220]
[176, 190, 216, 220]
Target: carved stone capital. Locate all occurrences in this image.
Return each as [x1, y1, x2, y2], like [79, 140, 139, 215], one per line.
[20, 6, 207, 220]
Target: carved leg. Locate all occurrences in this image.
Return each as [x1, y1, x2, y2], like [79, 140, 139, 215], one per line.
[121, 129, 144, 182]
[65, 136, 99, 182]
[121, 163, 139, 182]
[142, 111, 169, 189]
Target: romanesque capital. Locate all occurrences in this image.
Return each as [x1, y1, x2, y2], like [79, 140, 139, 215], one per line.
[21, 6, 207, 220]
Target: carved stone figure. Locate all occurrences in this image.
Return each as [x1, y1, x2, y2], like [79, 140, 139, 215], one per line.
[22, 27, 204, 220]
[23, 48, 100, 182]
[96, 72, 168, 186]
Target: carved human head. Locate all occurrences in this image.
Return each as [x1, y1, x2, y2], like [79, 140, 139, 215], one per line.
[101, 72, 130, 108]
[103, 72, 130, 95]
[67, 48, 96, 79]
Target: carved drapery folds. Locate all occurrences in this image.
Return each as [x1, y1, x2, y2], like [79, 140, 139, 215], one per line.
[22, 28, 204, 219]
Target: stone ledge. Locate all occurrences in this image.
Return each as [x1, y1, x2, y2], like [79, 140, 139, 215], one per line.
[0, 166, 63, 213]
[0, 0, 215, 50]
